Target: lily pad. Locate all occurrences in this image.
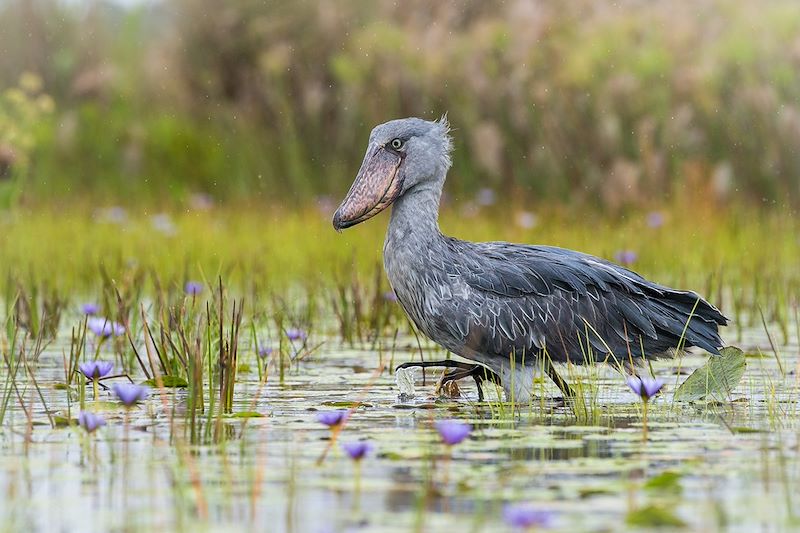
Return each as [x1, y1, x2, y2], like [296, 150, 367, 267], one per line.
[85, 401, 120, 411]
[673, 347, 746, 402]
[731, 426, 763, 434]
[142, 376, 188, 388]
[227, 411, 264, 418]
[320, 401, 373, 408]
[644, 471, 683, 494]
[626, 505, 686, 528]
[53, 416, 76, 427]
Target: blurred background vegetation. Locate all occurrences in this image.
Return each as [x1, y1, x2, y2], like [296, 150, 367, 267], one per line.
[1, 0, 799, 211]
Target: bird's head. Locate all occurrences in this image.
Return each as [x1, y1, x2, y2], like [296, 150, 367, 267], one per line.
[332, 116, 452, 231]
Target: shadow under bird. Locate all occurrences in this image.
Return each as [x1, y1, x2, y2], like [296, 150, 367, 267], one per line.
[332, 117, 727, 402]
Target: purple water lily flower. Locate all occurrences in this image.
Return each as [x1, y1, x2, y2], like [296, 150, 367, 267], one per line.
[317, 410, 348, 428]
[87, 317, 125, 338]
[78, 411, 106, 433]
[341, 441, 374, 461]
[435, 420, 472, 446]
[81, 303, 100, 316]
[151, 213, 176, 236]
[503, 504, 554, 529]
[614, 250, 638, 266]
[476, 187, 496, 206]
[515, 211, 538, 229]
[626, 376, 665, 401]
[647, 211, 665, 228]
[286, 328, 307, 341]
[257, 345, 273, 359]
[189, 192, 214, 211]
[382, 291, 398, 303]
[112, 383, 150, 407]
[185, 281, 203, 296]
[79, 360, 114, 380]
[97, 206, 127, 225]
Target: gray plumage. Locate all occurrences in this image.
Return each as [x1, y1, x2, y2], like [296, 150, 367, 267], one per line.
[334, 117, 727, 400]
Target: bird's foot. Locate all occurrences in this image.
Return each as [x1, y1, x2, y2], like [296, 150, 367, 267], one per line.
[396, 360, 501, 402]
[549, 396, 567, 408]
[438, 365, 503, 402]
[543, 364, 577, 401]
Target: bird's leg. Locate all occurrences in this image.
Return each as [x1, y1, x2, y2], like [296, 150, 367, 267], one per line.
[437, 364, 503, 402]
[620, 358, 641, 377]
[543, 362, 576, 400]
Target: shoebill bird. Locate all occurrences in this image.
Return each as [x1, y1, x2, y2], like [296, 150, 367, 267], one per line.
[332, 117, 727, 402]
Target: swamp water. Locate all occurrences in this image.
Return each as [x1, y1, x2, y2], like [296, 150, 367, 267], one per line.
[0, 322, 798, 533]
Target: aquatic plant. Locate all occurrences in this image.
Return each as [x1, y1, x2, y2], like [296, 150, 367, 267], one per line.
[185, 281, 203, 296]
[614, 250, 638, 266]
[151, 213, 177, 236]
[112, 383, 150, 407]
[79, 360, 113, 401]
[81, 303, 100, 315]
[341, 441, 373, 461]
[626, 376, 665, 441]
[434, 420, 471, 446]
[342, 441, 374, 498]
[216, 291, 244, 417]
[78, 411, 106, 433]
[503, 504, 553, 530]
[627, 376, 665, 401]
[285, 328, 307, 341]
[646, 212, 665, 229]
[317, 410, 348, 428]
[257, 346, 273, 359]
[382, 291, 398, 303]
[433, 420, 472, 489]
[79, 360, 113, 380]
[86, 317, 125, 338]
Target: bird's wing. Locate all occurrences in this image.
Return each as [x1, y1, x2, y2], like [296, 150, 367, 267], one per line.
[436, 239, 725, 362]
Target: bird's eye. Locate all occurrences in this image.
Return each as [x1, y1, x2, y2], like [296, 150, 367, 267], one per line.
[390, 138, 404, 150]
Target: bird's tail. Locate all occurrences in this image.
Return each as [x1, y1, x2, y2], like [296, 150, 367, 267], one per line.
[654, 289, 728, 354]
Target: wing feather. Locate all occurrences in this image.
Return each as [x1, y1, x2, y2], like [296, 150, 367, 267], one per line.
[437, 239, 726, 363]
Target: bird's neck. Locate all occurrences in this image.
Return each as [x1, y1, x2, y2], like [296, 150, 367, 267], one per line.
[387, 180, 444, 247]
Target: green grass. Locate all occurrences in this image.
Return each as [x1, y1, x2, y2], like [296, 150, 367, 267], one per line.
[2, 202, 796, 298]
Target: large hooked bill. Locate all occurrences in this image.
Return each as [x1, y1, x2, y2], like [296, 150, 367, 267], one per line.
[332, 143, 404, 231]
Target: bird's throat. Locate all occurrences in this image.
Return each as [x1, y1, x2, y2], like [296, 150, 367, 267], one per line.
[386, 181, 444, 249]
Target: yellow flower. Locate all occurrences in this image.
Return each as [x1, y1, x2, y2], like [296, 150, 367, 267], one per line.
[19, 72, 43, 94]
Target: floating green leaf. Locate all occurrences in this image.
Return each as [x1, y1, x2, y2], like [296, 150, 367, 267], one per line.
[579, 488, 617, 499]
[673, 347, 746, 402]
[320, 401, 373, 408]
[731, 426, 763, 434]
[142, 376, 188, 388]
[228, 411, 264, 418]
[53, 416, 75, 427]
[626, 505, 686, 528]
[644, 471, 683, 494]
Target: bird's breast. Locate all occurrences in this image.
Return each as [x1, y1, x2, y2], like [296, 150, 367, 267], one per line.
[384, 240, 445, 337]
[385, 241, 479, 355]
